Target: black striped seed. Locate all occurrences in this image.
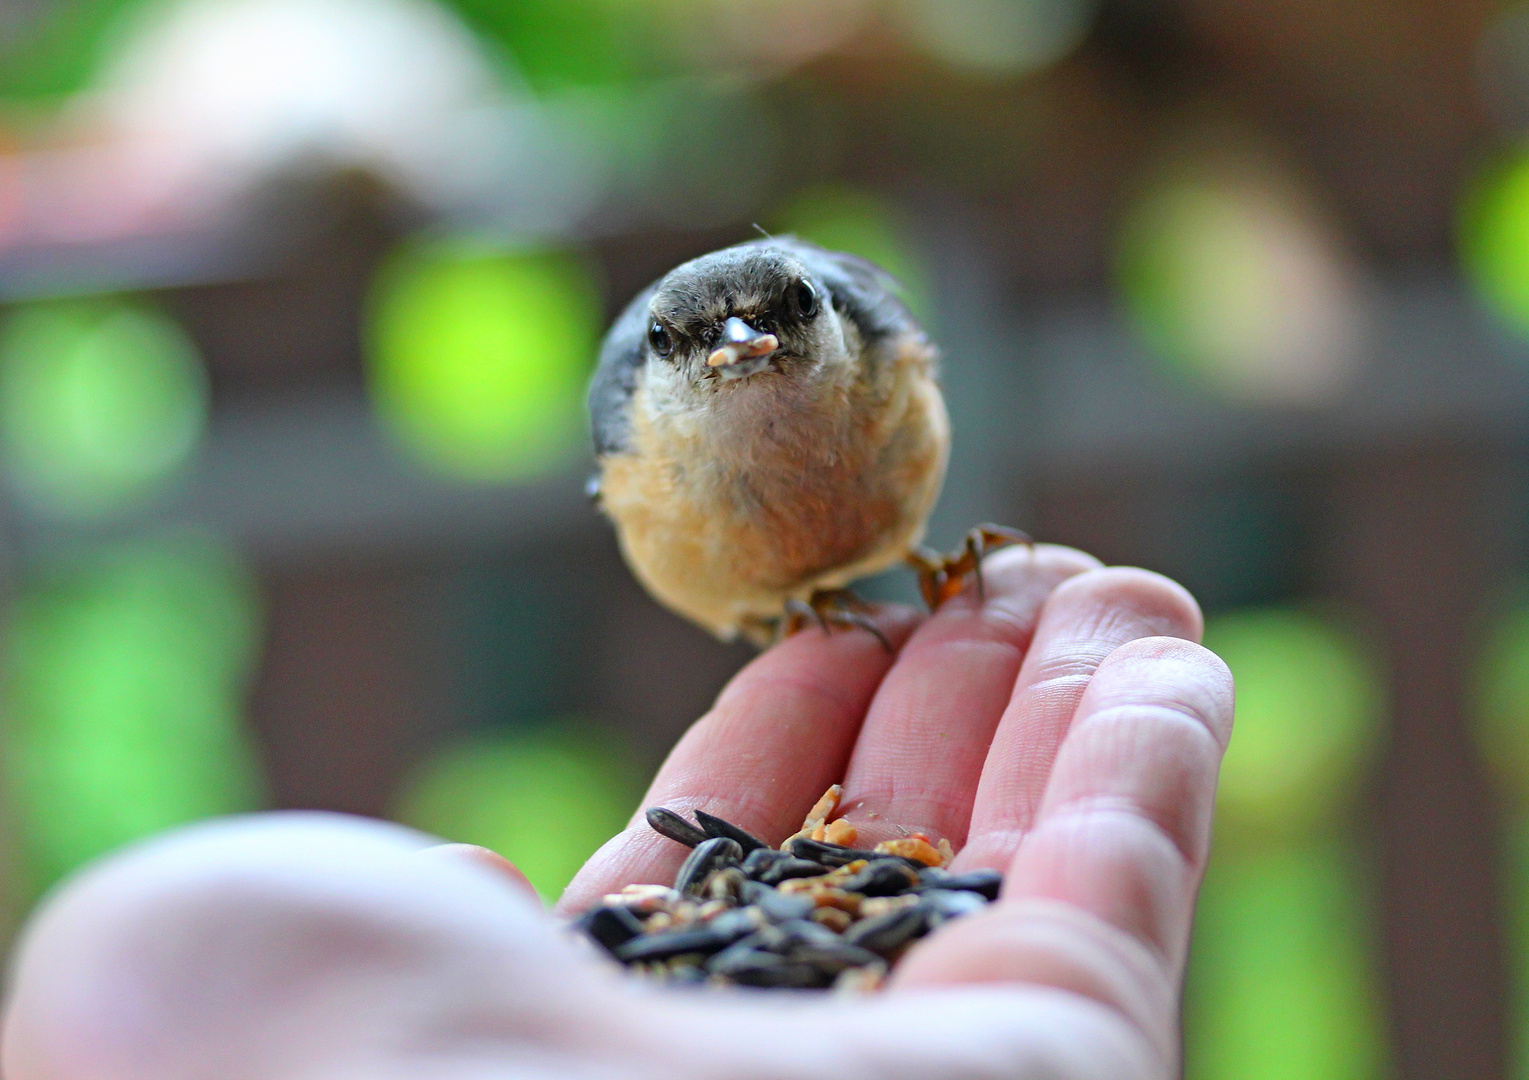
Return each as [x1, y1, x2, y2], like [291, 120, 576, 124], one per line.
[646, 807, 707, 848]
[694, 809, 769, 854]
[845, 906, 928, 955]
[836, 859, 921, 897]
[616, 923, 751, 962]
[580, 794, 1008, 991]
[740, 882, 815, 922]
[741, 847, 792, 876]
[576, 905, 645, 956]
[933, 869, 1003, 901]
[788, 837, 924, 870]
[674, 836, 744, 895]
[757, 857, 830, 885]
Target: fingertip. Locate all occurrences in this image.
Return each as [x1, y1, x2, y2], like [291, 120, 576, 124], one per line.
[556, 826, 671, 917]
[1091, 637, 1235, 748]
[984, 542, 1104, 581]
[1047, 567, 1204, 644]
[418, 844, 540, 903]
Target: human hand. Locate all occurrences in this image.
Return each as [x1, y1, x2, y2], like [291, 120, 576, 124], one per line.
[3, 546, 1231, 1080]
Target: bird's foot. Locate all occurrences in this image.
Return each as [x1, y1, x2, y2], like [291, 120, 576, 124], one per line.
[780, 589, 892, 653]
[906, 524, 1032, 611]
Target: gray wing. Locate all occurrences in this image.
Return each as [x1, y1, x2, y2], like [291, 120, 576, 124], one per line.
[587, 281, 657, 458]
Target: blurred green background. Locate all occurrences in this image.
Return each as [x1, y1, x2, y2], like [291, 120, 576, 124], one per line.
[2, 0, 1529, 1076]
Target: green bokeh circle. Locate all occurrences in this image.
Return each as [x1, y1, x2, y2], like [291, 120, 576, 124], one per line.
[366, 239, 600, 482]
[1472, 598, 1529, 808]
[0, 300, 208, 518]
[392, 727, 637, 901]
[1461, 147, 1529, 339]
[1204, 607, 1382, 841]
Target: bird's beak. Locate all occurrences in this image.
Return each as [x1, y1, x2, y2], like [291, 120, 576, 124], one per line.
[706, 317, 779, 375]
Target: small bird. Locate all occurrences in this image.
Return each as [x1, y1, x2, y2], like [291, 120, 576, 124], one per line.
[587, 237, 1023, 646]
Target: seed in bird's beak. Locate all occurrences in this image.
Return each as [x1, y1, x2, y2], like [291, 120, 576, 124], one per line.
[707, 317, 779, 368]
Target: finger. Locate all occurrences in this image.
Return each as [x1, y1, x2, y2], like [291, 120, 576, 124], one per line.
[959, 568, 1202, 873]
[833, 545, 1102, 848]
[557, 607, 919, 914]
[3, 814, 602, 1080]
[1002, 637, 1232, 962]
[896, 638, 1232, 1065]
[417, 844, 539, 902]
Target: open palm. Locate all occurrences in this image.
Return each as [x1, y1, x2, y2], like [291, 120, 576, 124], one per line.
[4, 546, 1231, 1080]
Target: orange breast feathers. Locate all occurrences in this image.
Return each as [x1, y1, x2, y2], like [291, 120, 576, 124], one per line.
[596, 336, 949, 641]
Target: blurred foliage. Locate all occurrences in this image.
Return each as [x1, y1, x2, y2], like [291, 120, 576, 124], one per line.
[0, 298, 208, 519]
[894, 0, 1098, 79]
[0, 0, 654, 102]
[597, 83, 785, 229]
[391, 724, 639, 901]
[0, 0, 140, 102]
[1186, 841, 1388, 1080]
[365, 236, 599, 482]
[1472, 593, 1529, 1078]
[772, 183, 932, 322]
[1498, 813, 1529, 1076]
[1185, 606, 1386, 1080]
[1203, 606, 1382, 842]
[1116, 152, 1364, 407]
[1501, 818, 1529, 1080]
[1474, 593, 1529, 807]
[1, 534, 263, 893]
[1461, 146, 1529, 341]
[438, 0, 656, 90]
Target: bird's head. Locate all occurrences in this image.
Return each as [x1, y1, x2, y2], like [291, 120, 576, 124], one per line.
[641, 241, 861, 394]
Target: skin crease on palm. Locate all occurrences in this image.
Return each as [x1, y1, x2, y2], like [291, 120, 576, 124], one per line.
[0, 545, 1233, 1080]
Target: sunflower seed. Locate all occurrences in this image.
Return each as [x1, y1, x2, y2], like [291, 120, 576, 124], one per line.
[615, 922, 752, 962]
[837, 858, 921, 897]
[740, 882, 816, 922]
[581, 791, 1006, 992]
[929, 868, 1003, 901]
[675, 836, 744, 896]
[758, 857, 831, 885]
[789, 837, 923, 870]
[576, 904, 645, 956]
[694, 809, 769, 854]
[920, 888, 989, 920]
[792, 942, 883, 975]
[845, 906, 928, 955]
[711, 950, 833, 989]
[646, 807, 707, 848]
[741, 848, 793, 877]
[707, 907, 766, 938]
[763, 918, 844, 951]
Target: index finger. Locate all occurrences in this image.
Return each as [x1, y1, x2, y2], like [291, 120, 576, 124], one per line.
[556, 607, 919, 914]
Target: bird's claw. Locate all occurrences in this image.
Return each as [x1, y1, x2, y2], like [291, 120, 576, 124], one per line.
[907, 524, 1032, 611]
[779, 589, 892, 653]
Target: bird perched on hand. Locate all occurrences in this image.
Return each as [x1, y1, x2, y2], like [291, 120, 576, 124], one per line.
[587, 237, 1022, 646]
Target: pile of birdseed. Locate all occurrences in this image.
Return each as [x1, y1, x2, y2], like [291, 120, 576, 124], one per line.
[574, 786, 1002, 991]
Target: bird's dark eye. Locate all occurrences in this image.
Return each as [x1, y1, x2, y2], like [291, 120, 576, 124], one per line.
[648, 321, 674, 358]
[793, 280, 818, 319]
